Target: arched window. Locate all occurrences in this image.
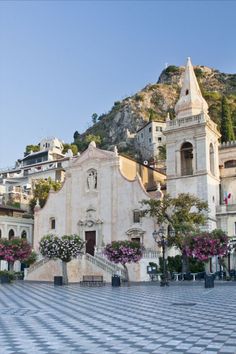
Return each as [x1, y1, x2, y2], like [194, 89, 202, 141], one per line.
[0, 229, 2, 238]
[181, 142, 193, 176]
[224, 160, 236, 168]
[50, 218, 56, 230]
[21, 230, 27, 239]
[9, 229, 15, 240]
[209, 143, 215, 175]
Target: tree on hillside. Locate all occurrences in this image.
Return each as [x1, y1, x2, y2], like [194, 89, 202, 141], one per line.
[92, 113, 98, 125]
[39, 234, 84, 284]
[62, 143, 78, 156]
[104, 240, 143, 282]
[142, 193, 208, 273]
[30, 178, 62, 212]
[221, 96, 235, 142]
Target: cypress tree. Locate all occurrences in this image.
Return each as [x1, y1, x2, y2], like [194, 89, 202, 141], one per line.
[221, 96, 235, 142]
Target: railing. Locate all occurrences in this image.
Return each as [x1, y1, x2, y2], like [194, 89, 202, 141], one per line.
[142, 249, 160, 258]
[85, 253, 126, 279]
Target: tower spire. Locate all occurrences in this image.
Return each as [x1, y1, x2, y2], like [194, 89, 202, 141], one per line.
[175, 57, 208, 119]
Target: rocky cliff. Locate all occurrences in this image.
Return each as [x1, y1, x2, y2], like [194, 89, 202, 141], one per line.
[73, 65, 236, 159]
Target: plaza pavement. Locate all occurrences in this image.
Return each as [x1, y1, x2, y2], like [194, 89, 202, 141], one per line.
[0, 281, 236, 354]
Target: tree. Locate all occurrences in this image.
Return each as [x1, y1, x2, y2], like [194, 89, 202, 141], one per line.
[0, 238, 32, 270]
[158, 144, 166, 161]
[39, 234, 84, 284]
[84, 134, 102, 146]
[62, 143, 78, 155]
[221, 96, 235, 142]
[92, 113, 98, 125]
[104, 240, 143, 282]
[25, 144, 40, 155]
[185, 229, 228, 263]
[73, 131, 80, 141]
[142, 193, 208, 272]
[30, 177, 62, 212]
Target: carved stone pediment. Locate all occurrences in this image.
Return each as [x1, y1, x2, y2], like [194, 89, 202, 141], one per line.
[78, 218, 104, 228]
[126, 228, 145, 237]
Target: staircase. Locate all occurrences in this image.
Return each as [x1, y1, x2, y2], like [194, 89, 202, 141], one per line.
[85, 253, 126, 279]
[25, 257, 51, 277]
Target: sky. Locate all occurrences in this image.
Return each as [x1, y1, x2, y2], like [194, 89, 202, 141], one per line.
[0, 0, 236, 168]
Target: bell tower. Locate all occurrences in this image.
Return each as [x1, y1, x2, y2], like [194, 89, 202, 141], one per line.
[164, 58, 221, 230]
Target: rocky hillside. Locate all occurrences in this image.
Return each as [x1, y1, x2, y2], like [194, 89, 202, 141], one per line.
[73, 65, 236, 159]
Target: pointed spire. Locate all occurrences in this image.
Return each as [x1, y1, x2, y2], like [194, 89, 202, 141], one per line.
[175, 57, 208, 119]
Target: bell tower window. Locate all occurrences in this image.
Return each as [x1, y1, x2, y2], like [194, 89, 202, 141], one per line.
[185, 89, 189, 95]
[181, 142, 193, 176]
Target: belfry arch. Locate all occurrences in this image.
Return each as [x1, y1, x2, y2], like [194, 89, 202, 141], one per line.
[181, 142, 193, 176]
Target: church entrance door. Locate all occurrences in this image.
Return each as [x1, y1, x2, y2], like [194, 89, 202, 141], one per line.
[85, 231, 96, 256]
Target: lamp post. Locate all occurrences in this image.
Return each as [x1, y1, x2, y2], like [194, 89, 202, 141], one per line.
[153, 225, 175, 287]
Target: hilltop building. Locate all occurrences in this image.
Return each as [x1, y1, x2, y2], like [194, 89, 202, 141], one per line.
[135, 120, 166, 163]
[0, 137, 74, 211]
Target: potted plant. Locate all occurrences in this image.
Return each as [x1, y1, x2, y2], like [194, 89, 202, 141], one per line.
[0, 270, 15, 283]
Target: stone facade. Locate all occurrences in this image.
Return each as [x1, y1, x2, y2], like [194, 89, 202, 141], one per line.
[31, 143, 165, 282]
[165, 58, 220, 231]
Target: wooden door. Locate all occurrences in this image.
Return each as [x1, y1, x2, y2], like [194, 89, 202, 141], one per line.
[85, 231, 96, 256]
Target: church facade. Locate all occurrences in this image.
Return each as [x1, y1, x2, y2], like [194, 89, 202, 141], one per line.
[29, 143, 165, 282]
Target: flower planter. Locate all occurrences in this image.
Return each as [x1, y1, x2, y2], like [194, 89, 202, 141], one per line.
[0, 275, 10, 284]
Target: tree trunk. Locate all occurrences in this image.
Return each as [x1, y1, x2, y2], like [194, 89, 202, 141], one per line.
[62, 261, 68, 285]
[182, 253, 189, 274]
[123, 264, 129, 282]
[8, 262, 14, 271]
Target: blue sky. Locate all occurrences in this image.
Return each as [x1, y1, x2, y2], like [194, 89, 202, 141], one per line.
[0, 0, 236, 168]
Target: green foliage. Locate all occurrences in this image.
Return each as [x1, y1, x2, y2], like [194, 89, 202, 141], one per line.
[221, 96, 235, 142]
[165, 65, 179, 74]
[141, 193, 208, 252]
[62, 143, 78, 155]
[0, 270, 15, 281]
[188, 257, 205, 273]
[25, 144, 40, 154]
[84, 134, 102, 146]
[194, 68, 204, 78]
[158, 144, 166, 161]
[166, 255, 182, 273]
[134, 94, 144, 102]
[92, 113, 98, 125]
[148, 108, 161, 122]
[73, 131, 80, 140]
[30, 178, 62, 212]
[23, 250, 38, 266]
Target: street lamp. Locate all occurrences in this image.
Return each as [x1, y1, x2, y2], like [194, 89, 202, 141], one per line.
[153, 225, 175, 287]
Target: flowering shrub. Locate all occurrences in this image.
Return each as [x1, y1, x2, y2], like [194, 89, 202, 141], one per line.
[39, 234, 84, 262]
[184, 230, 228, 262]
[39, 234, 84, 285]
[0, 238, 32, 263]
[104, 240, 143, 265]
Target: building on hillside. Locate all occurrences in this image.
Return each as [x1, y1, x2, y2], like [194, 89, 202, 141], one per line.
[27, 142, 166, 283]
[0, 205, 34, 271]
[136, 120, 166, 163]
[0, 137, 76, 210]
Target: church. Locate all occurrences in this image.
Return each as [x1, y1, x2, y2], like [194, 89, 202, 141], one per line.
[26, 58, 236, 282]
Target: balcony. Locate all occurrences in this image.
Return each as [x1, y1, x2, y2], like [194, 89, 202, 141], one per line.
[216, 204, 236, 214]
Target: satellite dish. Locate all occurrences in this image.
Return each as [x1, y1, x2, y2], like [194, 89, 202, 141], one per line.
[143, 160, 148, 166]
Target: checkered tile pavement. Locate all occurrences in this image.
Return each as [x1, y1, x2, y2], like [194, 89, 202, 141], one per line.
[0, 281, 236, 353]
